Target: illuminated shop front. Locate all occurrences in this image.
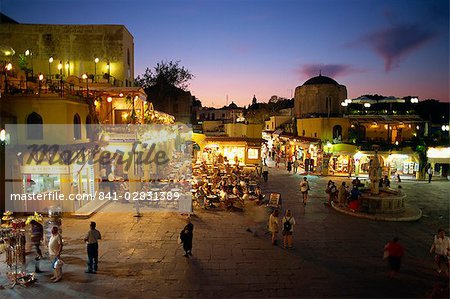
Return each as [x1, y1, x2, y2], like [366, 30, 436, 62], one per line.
[323, 144, 357, 176]
[18, 162, 98, 213]
[427, 147, 450, 179]
[329, 154, 352, 174]
[385, 153, 419, 177]
[201, 137, 262, 165]
[353, 151, 418, 178]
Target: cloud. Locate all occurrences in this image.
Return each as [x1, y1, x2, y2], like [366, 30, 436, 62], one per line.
[296, 63, 365, 79]
[361, 23, 436, 72]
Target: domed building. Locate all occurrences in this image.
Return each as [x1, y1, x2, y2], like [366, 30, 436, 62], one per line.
[294, 74, 347, 118]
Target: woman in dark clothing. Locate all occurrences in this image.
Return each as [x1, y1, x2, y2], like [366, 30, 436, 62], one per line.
[180, 217, 194, 257]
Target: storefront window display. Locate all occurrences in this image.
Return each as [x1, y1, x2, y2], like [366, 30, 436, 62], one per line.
[329, 155, 351, 174]
[23, 174, 60, 194]
[247, 148, 259, 160]
[386, 154, 418, 176]
[223, 146, 245, 164]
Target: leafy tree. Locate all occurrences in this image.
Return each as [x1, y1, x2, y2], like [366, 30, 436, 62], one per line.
[135, 60, 194, 91]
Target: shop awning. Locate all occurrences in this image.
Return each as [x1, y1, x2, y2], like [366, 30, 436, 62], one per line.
[331, 143, 358, 154]
[427, 147, 450, 164]
[192, 133, 207, 150]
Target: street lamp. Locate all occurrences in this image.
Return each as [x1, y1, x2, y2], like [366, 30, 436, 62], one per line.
[65, 61, 70, 77]
[106, 60, 110, 83]
[441, 125, 449, 132]
[364, 103, 371, 108]
[94, 57, 99, 82]
[25, 49, 33, 79]
[48, 56, 53, 79]
[58, 61, 63, 96]
[410, 97, 419, 104]
[82, 73, 89, 97]
[4, 62, 12, 93]
[38, 73, 44, 95]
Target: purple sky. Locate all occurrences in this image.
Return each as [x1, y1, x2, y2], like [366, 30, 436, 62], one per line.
[2, 0, 448, 107]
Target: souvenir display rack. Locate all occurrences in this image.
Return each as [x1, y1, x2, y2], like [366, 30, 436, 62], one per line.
[0, 215, 35, 288]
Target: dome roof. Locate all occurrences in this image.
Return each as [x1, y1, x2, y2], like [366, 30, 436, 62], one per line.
[303, 75, 339, 86]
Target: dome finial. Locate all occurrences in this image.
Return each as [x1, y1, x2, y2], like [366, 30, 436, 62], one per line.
[319, 69, 322, 76]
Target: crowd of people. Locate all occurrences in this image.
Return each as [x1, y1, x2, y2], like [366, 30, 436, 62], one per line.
[192, 158, 265, 211]
[324, 175, 392, 211]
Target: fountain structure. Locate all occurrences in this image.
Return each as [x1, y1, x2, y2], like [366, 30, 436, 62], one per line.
[359, 145, 406, 214]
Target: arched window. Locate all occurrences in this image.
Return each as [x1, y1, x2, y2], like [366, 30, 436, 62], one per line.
[27, 112, 43, 139]
[74, 113, 81, 140]
[333, 125, 342, 140]
[86, 115, 92, 140]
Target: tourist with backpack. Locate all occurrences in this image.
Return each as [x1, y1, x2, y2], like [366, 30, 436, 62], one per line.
[282, 210, 296, 249]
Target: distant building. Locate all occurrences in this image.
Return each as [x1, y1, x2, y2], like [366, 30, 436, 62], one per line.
[196, 102, 244, 123]
[0, 13, 135, 87]
[294, 74, 347, 118]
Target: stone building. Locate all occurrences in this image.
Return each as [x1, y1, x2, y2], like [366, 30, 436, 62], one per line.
[294, 74, 347, 118]
[0, 13, 135, 87]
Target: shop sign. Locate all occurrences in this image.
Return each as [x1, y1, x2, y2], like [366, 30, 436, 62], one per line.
[21, 165, 70, 174]
[109, 133, 137, 142]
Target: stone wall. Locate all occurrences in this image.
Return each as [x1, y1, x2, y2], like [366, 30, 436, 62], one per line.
[294, 84, 347, 117]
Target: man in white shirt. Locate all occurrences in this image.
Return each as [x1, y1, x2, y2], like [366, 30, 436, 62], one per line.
[430, 228, 450, 275]
[428, 166, 433, 183]
[48, 226, 63, 282]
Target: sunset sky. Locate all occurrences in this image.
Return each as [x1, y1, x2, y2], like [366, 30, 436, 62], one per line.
[1, 0, 448, 107]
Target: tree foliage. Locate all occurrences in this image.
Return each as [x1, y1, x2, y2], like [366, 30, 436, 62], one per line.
[135, 60, 194, 91]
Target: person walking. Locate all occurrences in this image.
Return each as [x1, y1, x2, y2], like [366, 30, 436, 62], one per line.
[384, 237, 405, 278]
[268, 209, 279, 246]
[287, 160, 293, 174]
[84, 221, 101, 273]
[275, 154, 280, 168]
[180, 217, 194, 257]
[300, 177, 310, 206]
[282, 210, 296, 249]
[262, 163, 269, 182]
[430, 228, 450, 276]
[428, 166, 433, 183]
[293, 159, 299, 174]
[48, 226, 63, 282]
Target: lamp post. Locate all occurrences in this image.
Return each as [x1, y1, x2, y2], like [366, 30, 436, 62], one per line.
[82, 73, 89, 97]
[94, 57, 99, 82]
[25, 49, 33, 80]
[65, 61, 70, 77]
[106, 60, 110, 83]
[58, 61, 63, 96]
[38, 73, 44, 96]
[4, 62, 12, 93]
[48, 56, 53, 81]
